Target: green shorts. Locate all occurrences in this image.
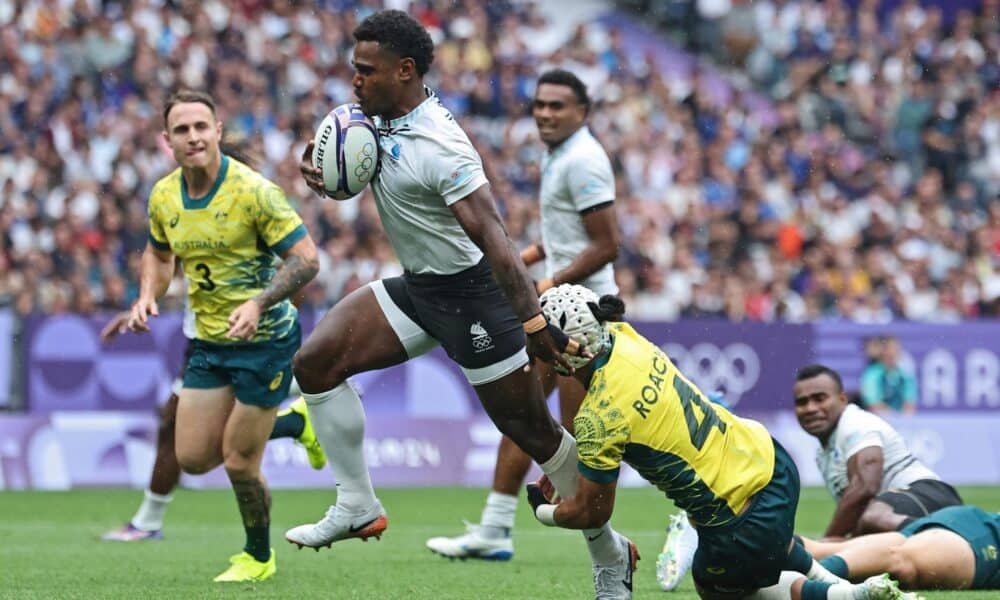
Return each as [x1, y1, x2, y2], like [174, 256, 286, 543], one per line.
[692, 439, 800, 594]
[901, 505, 1000, 589]
[183, 322, 300, 408]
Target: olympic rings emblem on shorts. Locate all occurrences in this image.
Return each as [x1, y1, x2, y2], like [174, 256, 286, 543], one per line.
[659, 342, 761, 406]
[472, 335, 493, 350]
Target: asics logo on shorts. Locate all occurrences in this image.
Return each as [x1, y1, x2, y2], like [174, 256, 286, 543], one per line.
[269, 372, 284, 391]
[470, 322, 494, 353]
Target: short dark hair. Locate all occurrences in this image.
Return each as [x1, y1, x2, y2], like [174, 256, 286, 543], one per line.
[354, 10, 434, 76]
[795, 364, 843, 391]
[537, 69, 591, 113]
[163, 89, 217, 126]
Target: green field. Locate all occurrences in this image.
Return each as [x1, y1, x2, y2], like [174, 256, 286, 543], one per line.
[2, 486, 998, 599]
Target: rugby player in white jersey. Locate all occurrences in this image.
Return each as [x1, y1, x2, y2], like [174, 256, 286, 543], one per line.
[792, 364, 962, 541]
[287, 11, 637, 597]
[426, 69, 621, 562]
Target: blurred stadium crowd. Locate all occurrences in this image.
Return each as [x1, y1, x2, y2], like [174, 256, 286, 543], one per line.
[0, 0, 998, 322]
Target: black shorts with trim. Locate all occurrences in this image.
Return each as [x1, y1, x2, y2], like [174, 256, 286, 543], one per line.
[877, 478, 964, 523]
[383, 258, 525, 370]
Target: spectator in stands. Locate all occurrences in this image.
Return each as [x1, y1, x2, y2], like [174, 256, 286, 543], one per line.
[0, 0, 997, 322]
[860, 336, 919, 414]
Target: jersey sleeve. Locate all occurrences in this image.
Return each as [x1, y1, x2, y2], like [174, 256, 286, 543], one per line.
[254, 181, 306, 255]
[423, 132, 489, 206]
[840, 410, 884, 459]
[566, 148, 615, 212]
[147, 185, 170, 251]
[574, 405, 628, 484]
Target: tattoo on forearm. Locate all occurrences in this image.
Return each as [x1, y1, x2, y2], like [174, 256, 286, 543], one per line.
[231, 477, 272, 528]
[254, 255, 318, 310]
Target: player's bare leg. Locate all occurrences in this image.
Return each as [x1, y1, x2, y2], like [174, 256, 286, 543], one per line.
[819, 529, 974, 590]
[474, 367, 632, 576]
[174, 387, 232, 475]
[285, 285, 410, 549]
[427, 362, 584, 560]
[102, 393, 180, 541]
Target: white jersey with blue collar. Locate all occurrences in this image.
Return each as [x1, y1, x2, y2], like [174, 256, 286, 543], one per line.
[539, 126, 617, 295]
[373, 90, 489, 275]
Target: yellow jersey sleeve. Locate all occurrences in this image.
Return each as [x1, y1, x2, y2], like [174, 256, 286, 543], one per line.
[147, 181, 171, 251]
[254, 183, 306, 255]
[575, 397, 631, 484]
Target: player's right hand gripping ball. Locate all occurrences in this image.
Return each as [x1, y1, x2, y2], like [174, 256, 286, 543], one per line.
[312, 103, 379, 200]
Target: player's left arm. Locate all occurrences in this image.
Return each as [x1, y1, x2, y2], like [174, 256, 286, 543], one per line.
[528, 473, 617, 530]
[539, 204, 619, 293]
[227, 185, 320, 340]
[825, 445, 884, 537]
[451, 186, 582, 372]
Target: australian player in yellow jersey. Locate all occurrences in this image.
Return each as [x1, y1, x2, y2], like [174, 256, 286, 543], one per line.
[127, 90, 319, 583]
[525, 284, 923, 600]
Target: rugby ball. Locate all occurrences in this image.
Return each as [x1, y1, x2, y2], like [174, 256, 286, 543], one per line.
[312, 103, 379, 200]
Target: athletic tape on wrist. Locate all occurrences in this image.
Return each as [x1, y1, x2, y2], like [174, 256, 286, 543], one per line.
[523, 313, 547, 335]
[535, 504, 557, 526]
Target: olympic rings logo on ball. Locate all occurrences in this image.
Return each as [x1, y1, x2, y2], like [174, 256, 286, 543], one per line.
[354, 142, 376, 179]
[659, 342, 761, 406]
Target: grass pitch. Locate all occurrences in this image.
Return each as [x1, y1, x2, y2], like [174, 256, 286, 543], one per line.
[1, 486, 999, 599]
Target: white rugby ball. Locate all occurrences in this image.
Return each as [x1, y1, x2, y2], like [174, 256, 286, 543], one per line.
[312, 103, 379, 200]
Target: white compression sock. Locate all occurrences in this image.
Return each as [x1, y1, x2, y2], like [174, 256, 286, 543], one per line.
[538, 428, 619, 565]
[750, 572, 863, 600]
[479, 491, 517, 537]
[808, 559, 847, 584]
[131, 489, 172, 531]
[303, 381, 377, 513]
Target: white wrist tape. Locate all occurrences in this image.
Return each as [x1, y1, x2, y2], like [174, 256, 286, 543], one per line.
[535, 503, 557, 526]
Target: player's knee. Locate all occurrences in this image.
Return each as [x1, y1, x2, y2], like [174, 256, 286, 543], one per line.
[223, 446, 260, 477]
[887, 546, 919, 588]
[176, 450, 216, 475]
[292, 345, 345, 391]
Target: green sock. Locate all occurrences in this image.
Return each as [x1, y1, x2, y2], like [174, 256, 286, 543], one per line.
[786, 540, 814, 574]
[801, 580, 834, 600]
[244, 526, 271, 562]
[270, 411, 304, 440]
[820, 555, 850, 578]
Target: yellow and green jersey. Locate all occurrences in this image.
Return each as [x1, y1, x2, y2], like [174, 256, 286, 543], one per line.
[147, 155, 305, 343]
[574, 323, 776, 527]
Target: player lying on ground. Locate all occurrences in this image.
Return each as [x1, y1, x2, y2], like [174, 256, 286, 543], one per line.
[99, 309, 326, 542]
[793, 365, 962, 539]
[805, 505, 1000, 592]
[526, 284, 923, 600]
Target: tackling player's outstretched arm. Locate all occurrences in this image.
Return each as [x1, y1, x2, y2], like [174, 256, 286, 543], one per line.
[528, 474, 616, 530]
[540, 205, 619, 293]
[450, 186, 577, 372]
[129, 243, 175, 332]
[825, 446, 884, 537]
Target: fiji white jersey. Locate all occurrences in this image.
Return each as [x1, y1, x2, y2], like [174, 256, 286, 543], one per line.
[539, 126, 617, 295]
[373, 90, 489, 275]
[816, 404, 939, 501]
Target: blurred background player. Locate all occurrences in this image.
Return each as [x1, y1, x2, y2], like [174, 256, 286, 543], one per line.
[426, 68, 620, 561]
[526, 284, 918, 600]
[286, 12, 633, 598]
[808, 504, 1000, 592]
[859, 338, 918, 415]
[793, 364, 961, 540]
[128, 89, 319, 581]
[99, 302, 326, 542]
